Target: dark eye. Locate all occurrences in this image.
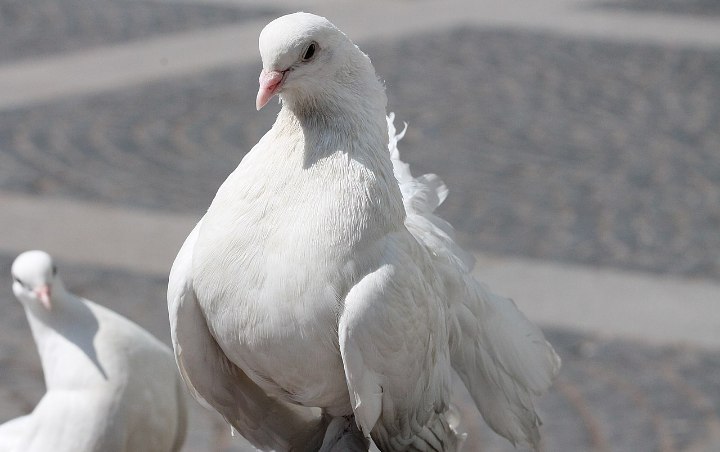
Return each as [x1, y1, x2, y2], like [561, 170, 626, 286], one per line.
[12, 275, 25, 287]
[302, 42, 318, 61]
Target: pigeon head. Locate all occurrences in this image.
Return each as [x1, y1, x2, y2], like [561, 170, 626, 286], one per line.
[256, 12, 378, 112]
[11, 250, 60, 311]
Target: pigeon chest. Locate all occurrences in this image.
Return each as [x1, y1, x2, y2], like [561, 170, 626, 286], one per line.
[190, 140, 399, 410]
[191, 187, 376, 411]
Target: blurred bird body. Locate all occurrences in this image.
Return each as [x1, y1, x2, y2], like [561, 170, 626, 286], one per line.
[169, 12, 559, 452]
[2, 251, 187, 452]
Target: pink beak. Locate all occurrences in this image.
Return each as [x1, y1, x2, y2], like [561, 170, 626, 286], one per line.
[35, 284, 52, 310]
[256, 69, 286, 110]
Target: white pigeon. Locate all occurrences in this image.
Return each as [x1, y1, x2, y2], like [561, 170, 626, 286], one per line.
[2, 250, 187, 452]
[168, 12, 560, 452]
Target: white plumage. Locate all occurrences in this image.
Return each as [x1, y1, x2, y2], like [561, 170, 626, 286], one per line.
[2, 250, 187, 452]
[168, 12, 560, 451]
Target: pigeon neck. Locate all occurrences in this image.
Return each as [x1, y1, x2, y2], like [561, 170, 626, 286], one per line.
[282, 93, 387, 141]
[23, 281, 85, 341]
[25, 292, 108, 387]
[280, 51, 388, 141]
[278, 64, 390, 169]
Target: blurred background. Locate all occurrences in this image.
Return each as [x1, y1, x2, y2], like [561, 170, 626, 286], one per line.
[1, 0, 719, 450]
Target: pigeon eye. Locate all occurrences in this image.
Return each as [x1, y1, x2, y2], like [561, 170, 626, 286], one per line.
[12, 276, 25, 287]
[302, 42, 318, 61]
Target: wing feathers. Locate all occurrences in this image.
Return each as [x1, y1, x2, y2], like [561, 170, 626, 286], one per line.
[387, 114, 560, 448]
[340, 243, 462, 451]
[450, 282, 560, 447]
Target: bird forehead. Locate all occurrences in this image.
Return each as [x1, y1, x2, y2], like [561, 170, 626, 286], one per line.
[258, 13, 338, 65]
[11, 250, 53, 282]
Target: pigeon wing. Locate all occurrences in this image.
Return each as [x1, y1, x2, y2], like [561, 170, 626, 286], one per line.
[339, 234, 461, 451]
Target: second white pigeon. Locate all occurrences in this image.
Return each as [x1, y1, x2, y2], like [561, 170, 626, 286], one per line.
[2, 250, 187, 452]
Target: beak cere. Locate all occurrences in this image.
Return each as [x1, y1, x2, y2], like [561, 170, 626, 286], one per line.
[256, 69, 286, 110]
[35, 284, 52, 310]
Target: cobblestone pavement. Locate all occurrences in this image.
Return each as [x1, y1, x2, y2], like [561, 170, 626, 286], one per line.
[0, 0, 277, 63]
[594, 0, 720, 16]
[1, 1, 719, 451]
[1, 28, 719, 279]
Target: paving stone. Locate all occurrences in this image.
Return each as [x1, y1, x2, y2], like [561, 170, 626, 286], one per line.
[0, 28, 718, 280]
[0, 0, 277, 63]
[372, 28, 720, 281]
[594, 0, 720, 16]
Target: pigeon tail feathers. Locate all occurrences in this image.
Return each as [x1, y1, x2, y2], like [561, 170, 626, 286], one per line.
[386, 114, 561, 449]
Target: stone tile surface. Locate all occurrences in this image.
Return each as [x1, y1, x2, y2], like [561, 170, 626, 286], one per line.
[1, 28, 719, 279]
[0, 0, 277, 63]
[594, 0, 720, 16]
